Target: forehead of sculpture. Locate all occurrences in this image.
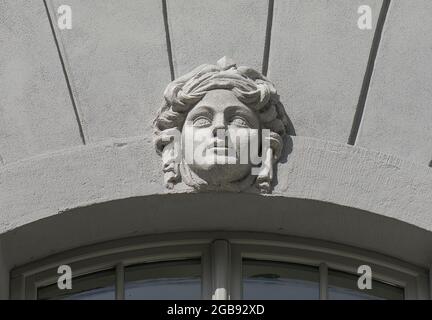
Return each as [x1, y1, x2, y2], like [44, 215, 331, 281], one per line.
[192, 89, 249, 114]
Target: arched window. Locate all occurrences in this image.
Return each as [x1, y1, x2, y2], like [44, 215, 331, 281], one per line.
[10, 233, 428, 300]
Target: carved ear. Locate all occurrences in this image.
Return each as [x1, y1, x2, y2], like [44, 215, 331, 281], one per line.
[269, 132, 283, 162]
[161, 141, 181, 189]
[256, 148, 273, 194]
[255, 132, 284, 193]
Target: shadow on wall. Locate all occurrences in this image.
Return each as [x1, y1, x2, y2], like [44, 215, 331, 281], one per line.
[278, 99, 296, 139]
[271, 99, 295, 191]
[3, 193, 432, 269]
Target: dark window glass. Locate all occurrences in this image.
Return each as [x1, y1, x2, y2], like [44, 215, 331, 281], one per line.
[38, 269, 115, 300]
[328, 270, 404, 300]
[124, 259, 201, 300]
[243, 260, 319, 300]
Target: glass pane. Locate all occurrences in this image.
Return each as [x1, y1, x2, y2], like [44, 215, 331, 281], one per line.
[243, 260, 319, 300]
[124, 259, 201, 300]
[38, 269, 115, 300]
[328, 270, 404, 300]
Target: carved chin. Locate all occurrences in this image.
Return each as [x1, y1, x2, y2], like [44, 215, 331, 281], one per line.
[187, 161, 253, 186]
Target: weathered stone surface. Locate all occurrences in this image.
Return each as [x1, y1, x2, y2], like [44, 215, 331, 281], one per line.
[49, 0, 171, 142]
[167, 0, 268, 77]
[0, 1, 83, 164]
[268, 0, 382, 143]
[1, 136, 432, 270]
[1, 136, 431, 236]
[0, 136, 163, 233]
[356, 1, 432, 165]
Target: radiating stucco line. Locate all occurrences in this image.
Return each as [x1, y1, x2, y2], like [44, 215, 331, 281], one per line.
[162, 0, 175, 81]
[42, 0, 87, 145]
[348, 0, 391, 146]
[262, 0, 275, 76]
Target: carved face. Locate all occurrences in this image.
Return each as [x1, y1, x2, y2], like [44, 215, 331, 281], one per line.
[154, 57, 289, 192]
[181, 89, 260, 186]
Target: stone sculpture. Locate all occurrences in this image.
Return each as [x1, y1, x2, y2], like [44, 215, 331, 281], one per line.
[153, 57, 289, 193]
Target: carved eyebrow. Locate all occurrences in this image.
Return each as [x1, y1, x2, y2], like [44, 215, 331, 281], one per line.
[224, 105, 256, 116]
[225, 103, 252, 109]
[191, 105, 214, 114]
[226, 105, 249, 110]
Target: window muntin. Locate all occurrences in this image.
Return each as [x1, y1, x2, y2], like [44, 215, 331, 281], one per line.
[328, 270, 404, 300]
[242, 260, 319, 300]
[124, 259, 201, 300]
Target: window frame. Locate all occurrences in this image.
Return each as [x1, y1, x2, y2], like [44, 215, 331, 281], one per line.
[230, 240, 426, 299]
[10, 232, 429, 300]
[11, 238, 213, 300]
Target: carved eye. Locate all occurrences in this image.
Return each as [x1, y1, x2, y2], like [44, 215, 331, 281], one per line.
[193, 116, 212, 128]
[230, 116, 250, 128]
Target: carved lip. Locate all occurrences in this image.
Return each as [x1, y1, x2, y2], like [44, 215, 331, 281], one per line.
[207, 146, 229, 151]
[204, 139, 236, 155]
[207, 139, 230, 149]
[207, 143, 232, 157]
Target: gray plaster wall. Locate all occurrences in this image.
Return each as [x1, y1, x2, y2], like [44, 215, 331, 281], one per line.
[269, 0, 382, 143]
[1, 136, 431, 259]
[356, 1, 432, 164]
[1, 1, 431, 165]
[1, 0, 432, 296]
[48, 0, 171, 142]
[0, 0, 83, 164]
[167, 0, 268, 77]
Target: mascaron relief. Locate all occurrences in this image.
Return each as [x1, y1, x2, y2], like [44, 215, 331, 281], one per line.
[153, 57, 290, 193]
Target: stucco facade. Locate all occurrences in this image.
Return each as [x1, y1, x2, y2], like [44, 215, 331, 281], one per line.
[0, 0, 431, 299]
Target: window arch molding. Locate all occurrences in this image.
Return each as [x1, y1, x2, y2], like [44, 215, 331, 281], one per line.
[10, 232, 429, 300]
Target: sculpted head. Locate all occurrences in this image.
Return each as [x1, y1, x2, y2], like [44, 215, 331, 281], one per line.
[153, 57, 290, 193]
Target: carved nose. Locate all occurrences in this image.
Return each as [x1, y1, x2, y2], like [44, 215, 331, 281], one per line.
[212, 115, 226, 137]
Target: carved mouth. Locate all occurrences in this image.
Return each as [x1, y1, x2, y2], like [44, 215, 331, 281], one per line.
[207, 146, 229, 155]
[206, 138, 229, 150]
[204, 138, 239, 159]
